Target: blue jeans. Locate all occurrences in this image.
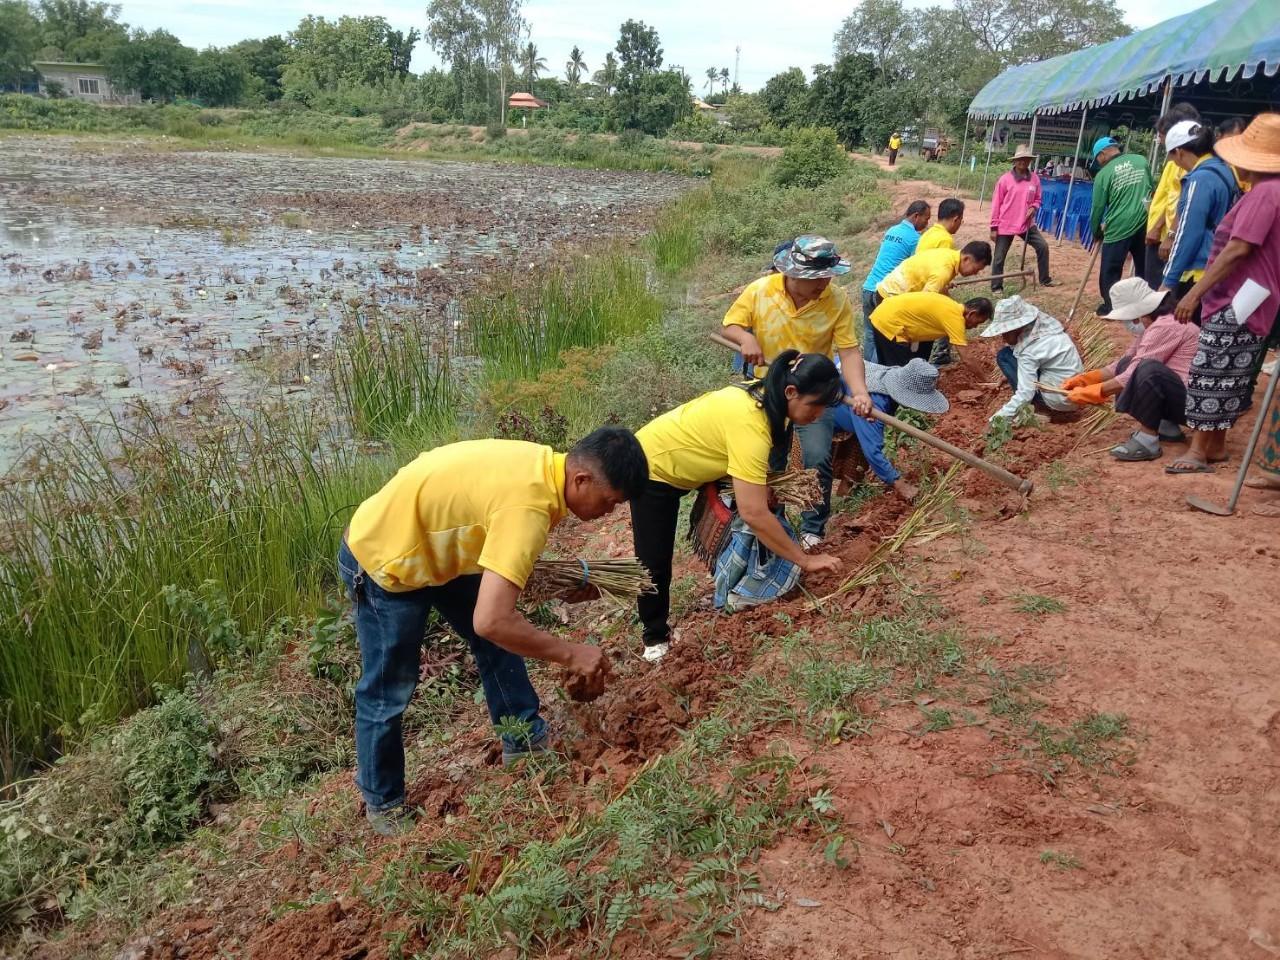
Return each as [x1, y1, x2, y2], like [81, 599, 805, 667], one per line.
[338, 540, 545, 811]
[860, 289, 880, 364]
[769, 409, 836, 536]
[995, 346, 1043, 408]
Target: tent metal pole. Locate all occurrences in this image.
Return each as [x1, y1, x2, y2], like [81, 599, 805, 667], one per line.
[1058, 106, 1089, 244]
[955, 115, 971, 191]
[978, 127, 995, 209]
[1150, 76, 1173, 167]
[1028, 114, 1039, 153]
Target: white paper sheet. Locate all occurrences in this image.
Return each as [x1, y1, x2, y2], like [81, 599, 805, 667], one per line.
[1231, 278, 1271, 326]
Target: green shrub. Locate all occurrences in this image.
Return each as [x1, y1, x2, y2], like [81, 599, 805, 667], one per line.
[111, 689, 222, 847]
[774, 126, 849, 188]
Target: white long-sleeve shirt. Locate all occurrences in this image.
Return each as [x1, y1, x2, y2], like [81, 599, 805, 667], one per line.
[990, 312, 1085, 421]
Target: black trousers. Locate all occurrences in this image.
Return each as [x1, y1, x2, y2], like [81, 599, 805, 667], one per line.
[630, 479, 690, 646]
[872, 326, 932, 368]
[888, 148, 899, 165]
[1114, 356, 1186, 431]
[1098, 230, 1147, 312]
[1142, 242, 1166, 288]
[991, 225, 1051, 289]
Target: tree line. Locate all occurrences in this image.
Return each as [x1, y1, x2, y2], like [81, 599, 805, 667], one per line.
[0, 0, 1129, 144]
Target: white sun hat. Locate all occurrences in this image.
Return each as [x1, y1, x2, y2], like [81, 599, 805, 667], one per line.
[1100, 277, 1167, 321]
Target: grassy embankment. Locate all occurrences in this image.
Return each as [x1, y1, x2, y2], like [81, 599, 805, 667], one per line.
[0, 94, 717, 175]
[0, 137, 889, 926]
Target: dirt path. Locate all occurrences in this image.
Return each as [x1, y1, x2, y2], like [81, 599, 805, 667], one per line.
[734, 169, 1280, 959]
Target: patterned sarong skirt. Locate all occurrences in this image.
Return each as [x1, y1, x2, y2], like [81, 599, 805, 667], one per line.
[1185, 306, 1267, 431]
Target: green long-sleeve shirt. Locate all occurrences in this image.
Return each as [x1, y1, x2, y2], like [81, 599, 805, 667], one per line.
[1089, 153, 1154, 242]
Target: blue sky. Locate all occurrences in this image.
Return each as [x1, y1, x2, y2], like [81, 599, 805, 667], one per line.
[113, 0, 1212, 92]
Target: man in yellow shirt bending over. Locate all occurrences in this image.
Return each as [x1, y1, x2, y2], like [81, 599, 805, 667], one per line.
[869, 292, 994, 368]
[340, 428, 648, 835]
[717, 235, 873, 548]
[875, 241, 991, 366]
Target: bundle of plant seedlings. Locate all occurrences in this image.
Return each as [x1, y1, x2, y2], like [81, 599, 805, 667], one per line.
[768, 468, 823, 510]
[525, 557, 656, 605]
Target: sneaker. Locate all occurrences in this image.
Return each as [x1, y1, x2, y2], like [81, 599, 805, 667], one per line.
[366, 804, 416, 837]
[1095, 302, 1110, 316]
[800, 532, 824, 550]
[501, 726, 553, 767]
[1041, 278, 1059, 287]
[642, 641, 670, 663]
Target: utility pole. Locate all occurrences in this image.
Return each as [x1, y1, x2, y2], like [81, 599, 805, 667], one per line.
[734, 46, 740, 89]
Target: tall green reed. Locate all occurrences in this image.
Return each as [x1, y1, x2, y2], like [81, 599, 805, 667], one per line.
[330, 310, 458, 442]
[0, 404, 384, 780]
[462, 254, 663, 383]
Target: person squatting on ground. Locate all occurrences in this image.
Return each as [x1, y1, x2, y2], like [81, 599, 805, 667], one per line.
[1167, 114, 1280, 474]
[982, 296, 1083, 424]
[1145, 102, 1202, 286]
[339, 429, 648, 835]
[917, 198, 964, 252]
[1063, 278, 1199, 462]
[868, 291, 993, 368]
[861, 201, 931, 361]
[1159, 119, 1239, 324]
[718, 236, 874, 548]
[830, 357, 950, 505]
[630, 353, 846, 662]
[989, 145, 1056, 291]
[1090, 136, 1155, 315]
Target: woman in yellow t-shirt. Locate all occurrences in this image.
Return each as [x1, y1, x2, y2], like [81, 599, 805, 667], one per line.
[631, 351, 844, 661]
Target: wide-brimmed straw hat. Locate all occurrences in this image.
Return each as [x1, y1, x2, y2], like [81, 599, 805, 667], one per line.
[773, 234, 851, 279]
[979, 296, 1040, 337]
[865, 358, 949, 415]
[1011, 144, 1035, 161]
[1100, 277, 1166, 321]
[1215, 113, 1280, 174]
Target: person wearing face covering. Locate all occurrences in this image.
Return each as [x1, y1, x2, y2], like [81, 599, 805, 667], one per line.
[1061, 278, 1200, 462]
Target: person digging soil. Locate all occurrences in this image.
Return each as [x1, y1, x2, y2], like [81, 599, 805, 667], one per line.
[631, 352, 844, 663]
[339, 428, 648, 836]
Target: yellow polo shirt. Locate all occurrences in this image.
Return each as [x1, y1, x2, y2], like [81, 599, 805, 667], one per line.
[723, 273, 858, 377]
[636, 386, 773, 490]
[876, 248, 961, 298]
[870, 292, 969, 346]
[916, 223, 955, 252]
[1147, 160, 1185, 240]
[346, 439, 568, 592]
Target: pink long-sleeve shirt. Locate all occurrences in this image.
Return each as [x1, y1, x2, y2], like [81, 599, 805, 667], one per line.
[989, 170, 1043, 236]
[1114, 314, 1200, 387]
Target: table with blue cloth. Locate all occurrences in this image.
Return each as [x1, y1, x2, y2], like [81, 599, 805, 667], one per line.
[1034, 179, 1095, 249]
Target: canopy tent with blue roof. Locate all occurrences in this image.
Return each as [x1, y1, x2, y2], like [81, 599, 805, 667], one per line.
[959, 0, 1280, 247]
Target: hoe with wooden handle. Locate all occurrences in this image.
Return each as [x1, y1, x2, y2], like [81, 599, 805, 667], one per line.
[1185, 362, 1280, 516]
[707, 332, 1034, 496]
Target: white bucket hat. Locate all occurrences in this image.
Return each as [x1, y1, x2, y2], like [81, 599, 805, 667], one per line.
[864, 359, 950, 415]
[1100, 277, 1166, 321]
[979, 296, 1040, 338]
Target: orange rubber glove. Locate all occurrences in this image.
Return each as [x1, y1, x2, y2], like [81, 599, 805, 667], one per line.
[1067, 383, 1108, 405]
[1061, 369, 1104, 391]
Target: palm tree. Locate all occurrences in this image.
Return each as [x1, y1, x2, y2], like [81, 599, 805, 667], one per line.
[565, 45, 587, 87]
[520, 41, 546, 92]
[704, 67, 717, 98]
[593, 52, 618, 96]
[719, 67, 730, 98]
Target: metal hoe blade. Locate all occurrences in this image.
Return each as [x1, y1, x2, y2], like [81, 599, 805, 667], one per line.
[1184, 493, 1234, 516]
